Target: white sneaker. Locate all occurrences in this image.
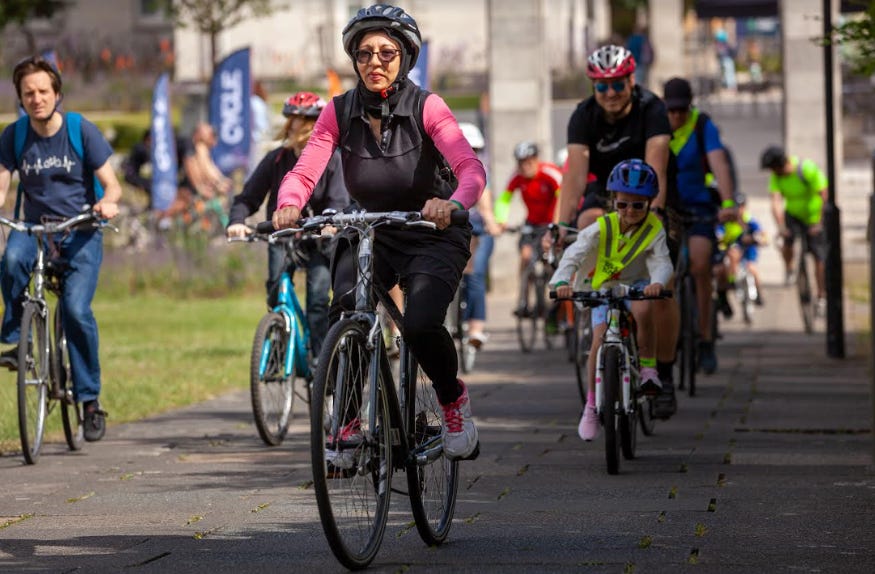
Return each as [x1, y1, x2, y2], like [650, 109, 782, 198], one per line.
[441, 381, 479, 460]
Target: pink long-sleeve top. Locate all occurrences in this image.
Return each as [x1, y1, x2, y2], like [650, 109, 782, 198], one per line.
[276, 92, 486, 211]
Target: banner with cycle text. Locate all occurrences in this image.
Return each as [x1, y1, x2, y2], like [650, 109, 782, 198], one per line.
[150, 72, 177, 212]
[209, 47, 251, 176]
[408, 40, 429, 90]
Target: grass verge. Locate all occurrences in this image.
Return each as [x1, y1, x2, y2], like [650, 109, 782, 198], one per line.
[0, 293, 265, 454]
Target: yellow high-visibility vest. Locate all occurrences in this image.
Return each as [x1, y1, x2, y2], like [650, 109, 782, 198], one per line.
[591, 211, 663, 290]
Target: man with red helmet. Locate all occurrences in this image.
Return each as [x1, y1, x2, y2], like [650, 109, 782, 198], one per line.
[227, 91, 349, 357]
[553, 44, 680, 420]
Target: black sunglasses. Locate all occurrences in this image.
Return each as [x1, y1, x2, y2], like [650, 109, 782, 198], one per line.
[614, 200, 649, 211]
[594, 79, 628, 94]
[354, 49, 401, 65]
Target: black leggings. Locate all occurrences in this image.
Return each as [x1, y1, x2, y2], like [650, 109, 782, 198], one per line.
[330, 247, 462, 405]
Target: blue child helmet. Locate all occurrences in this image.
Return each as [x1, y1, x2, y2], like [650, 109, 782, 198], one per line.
[606, 159, 658, 198]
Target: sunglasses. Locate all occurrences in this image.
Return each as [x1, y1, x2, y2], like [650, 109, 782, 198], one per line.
[614, 200, 649, 211]
[594, 80, 628, 94]
[354, 49, 401, 65]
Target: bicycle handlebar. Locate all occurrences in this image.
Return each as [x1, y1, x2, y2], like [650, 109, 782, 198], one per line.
[0, 210, 116, 235]
[549, 285, 673, 303]
[268, 209, 469, 239]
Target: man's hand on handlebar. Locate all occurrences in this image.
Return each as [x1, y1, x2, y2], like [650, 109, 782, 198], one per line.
[93, 199, 119, 219]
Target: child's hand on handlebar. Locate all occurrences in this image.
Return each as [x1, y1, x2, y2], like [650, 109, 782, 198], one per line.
[554, 284, 573, 299]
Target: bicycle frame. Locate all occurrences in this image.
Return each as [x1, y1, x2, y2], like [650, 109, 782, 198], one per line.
[264, 266, 311, 381]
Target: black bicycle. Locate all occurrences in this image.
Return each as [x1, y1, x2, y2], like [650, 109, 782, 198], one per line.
[273, 209, 470, 570]
[511, 224, 561, 353]
[0, 211, 116, 464]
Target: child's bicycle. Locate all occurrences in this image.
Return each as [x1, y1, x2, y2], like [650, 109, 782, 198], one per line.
[271, 209, 471, 570]
[0, 211, 117, 465]
[552, 284, 671, 475]
[228, 222, 314, 446]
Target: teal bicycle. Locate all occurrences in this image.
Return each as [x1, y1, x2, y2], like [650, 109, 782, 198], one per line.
[229, 222, 313, 446]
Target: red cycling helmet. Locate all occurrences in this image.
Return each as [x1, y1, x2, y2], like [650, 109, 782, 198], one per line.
[586, 45, 636, 79]
[282, 91, 327, 118]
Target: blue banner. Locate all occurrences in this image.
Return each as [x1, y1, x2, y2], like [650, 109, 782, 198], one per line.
[408, 40, 429, 90]
[209, 47, 251, 175]
[150, 72, 177, 212]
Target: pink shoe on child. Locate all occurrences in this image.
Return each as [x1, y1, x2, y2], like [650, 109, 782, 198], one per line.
[578, 404, 599, 441]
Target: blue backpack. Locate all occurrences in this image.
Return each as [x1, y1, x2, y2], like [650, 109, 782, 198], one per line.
[12, 111, 104, 218]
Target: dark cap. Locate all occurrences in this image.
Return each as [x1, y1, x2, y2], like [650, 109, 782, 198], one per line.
[663, 77, 693, 110]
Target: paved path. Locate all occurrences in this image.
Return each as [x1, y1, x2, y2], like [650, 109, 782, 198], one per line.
[0, 282, 871, 573]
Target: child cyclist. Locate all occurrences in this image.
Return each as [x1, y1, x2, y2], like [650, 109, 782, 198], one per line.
[550, 159, 673, 441]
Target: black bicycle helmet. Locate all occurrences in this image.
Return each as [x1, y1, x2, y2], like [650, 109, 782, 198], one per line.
[760, 145, 786, 170]
[513, 141, 538, 161]
[342, 4, 422, 74]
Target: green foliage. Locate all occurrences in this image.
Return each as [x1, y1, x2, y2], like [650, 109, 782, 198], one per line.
[0, 0, 68, 30]
[827, 2, 875, 76]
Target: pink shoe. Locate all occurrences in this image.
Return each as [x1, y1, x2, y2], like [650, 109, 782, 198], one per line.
[578, 404, 599, 441]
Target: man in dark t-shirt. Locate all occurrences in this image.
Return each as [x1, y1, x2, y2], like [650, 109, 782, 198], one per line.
[555, 44, 679, 420]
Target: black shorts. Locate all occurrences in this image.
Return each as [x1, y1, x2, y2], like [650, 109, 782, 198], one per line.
[785, 212, 827, 261]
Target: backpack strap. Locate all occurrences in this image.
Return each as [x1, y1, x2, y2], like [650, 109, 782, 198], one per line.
[12, 115, 29, 219]
[65, 111, 104, 205]
[796, 159, 809, 190]
[694, 111, 710, 174]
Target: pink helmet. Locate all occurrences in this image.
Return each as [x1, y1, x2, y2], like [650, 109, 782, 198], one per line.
[586, 45, 636, 79]
[282, 91, 326, 118]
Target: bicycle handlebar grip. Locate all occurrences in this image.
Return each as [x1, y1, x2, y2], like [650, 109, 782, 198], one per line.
[450, 209, 469, 226]
[255, 220, 276, 234]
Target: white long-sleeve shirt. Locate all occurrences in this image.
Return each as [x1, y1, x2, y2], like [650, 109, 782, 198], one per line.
[550, 219, 673, 291]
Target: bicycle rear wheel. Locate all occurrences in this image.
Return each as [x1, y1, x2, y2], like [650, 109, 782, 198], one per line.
[602, 346, 622, 475]
[739, 270, 755, 325]
[405, 354, 459, 546]
[18, 302, 50, 465]
[55, 307, 83, 451]
[311, 319, 391, 570]
[250, 312, 296, 446]
[516, 269, 538, 353]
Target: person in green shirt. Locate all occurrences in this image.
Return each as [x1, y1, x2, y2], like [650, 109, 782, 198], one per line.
[759, 145, 828, 309]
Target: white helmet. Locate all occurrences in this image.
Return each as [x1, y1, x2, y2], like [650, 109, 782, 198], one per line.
[458, 122, 485, 151]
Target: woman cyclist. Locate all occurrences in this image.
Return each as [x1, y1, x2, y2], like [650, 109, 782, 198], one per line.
[272, 4, 487, 460]
[227, 92, 350, 358]
[550, 159, 672, 441]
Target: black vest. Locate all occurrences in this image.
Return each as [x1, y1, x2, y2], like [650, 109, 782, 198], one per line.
[333, 86, 453, 213]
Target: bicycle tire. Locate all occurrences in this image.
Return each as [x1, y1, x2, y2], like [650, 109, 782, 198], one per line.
[681, 274, 698, 397]
[311, 318, 391, 570]
[55, 307, 83, 451]
[797, 255, 814, 334]
[250, 312, 295, 446]
[739, 270, 754, 325]
[516, 268, 538, 353]
[18, 302, 50, 465]
[573, 307, 592, 409]
[603, 346, 622, 475]
[621, 326, 639, 458]
[541, 273, 562, 351]
[405, 354, 460, 546]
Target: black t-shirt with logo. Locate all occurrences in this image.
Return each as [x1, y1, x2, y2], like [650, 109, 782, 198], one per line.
[566, 86, 671, 185]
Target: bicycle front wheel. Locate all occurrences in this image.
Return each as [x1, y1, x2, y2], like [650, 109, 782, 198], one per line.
[250, 312, 297, 446]
[18, 302, 50, 465]
[55, 307, 83, 451]
[311, 319, 392, 570]
[573, 306, 592, 409]
[602, 346, 622, 475]
[516, 268, 538, 353]
[797, 255, 814, 334]
[406, 356, 460, 546]
[680, 274, 698, 397]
